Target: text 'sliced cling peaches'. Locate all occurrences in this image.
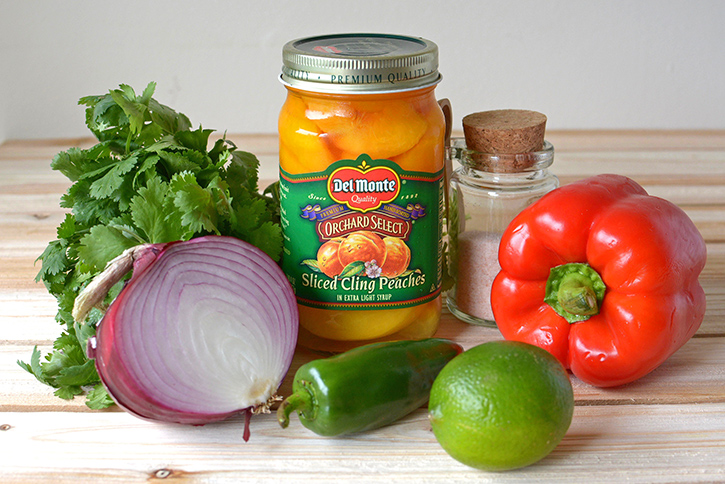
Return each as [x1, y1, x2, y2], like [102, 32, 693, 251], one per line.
[279, 34, 446, 352]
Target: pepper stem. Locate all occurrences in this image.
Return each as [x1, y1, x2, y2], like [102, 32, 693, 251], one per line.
[544, 263, 606, 324]
[277, 389, 312, 429]
[557, 273, 599, 316]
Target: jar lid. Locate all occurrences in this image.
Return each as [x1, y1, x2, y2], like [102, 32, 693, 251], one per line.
[281, 33, 441, 93]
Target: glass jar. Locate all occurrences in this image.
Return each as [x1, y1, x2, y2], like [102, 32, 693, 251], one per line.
[446, 137, 558, 326]
[278, 34, 446, 352]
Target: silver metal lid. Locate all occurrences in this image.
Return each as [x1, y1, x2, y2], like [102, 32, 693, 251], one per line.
[281, 33, 441, 93]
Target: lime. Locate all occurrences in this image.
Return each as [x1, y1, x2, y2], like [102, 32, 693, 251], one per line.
[428, 340, 574, 471]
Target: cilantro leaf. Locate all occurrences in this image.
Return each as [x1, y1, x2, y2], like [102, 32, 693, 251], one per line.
[88, 153, 140, 200]
[86, 384, 114, 409]
[245, 221, 283, 262]
[64, 181, 119, 225]
[175, 127, 214, 153]
[77, 225, 139, 272]
[81, 94, 130, 145]
[170, 172, 220, 234]
[232, 196, 268, 233]
[139, 82, 156, 104]
[54, 359, 99, 387]
[227, 150, 260, 194]
[51, 148, 94, 182]
[54, 386, 84, 400]
[35, 240, 71, 282]
[74, 320, 97, 359]
[17, 346, 50, 385]
[43, 332, 86, 376]
[109, 86, 147, 135]
[56, 214, 77, 239]
[157, 150, 202, 174]
[148, 99, 191, 134]
[130, 176, 190, 243]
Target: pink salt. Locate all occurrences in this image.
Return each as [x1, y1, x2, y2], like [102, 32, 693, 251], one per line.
[454, 230, 501, 322]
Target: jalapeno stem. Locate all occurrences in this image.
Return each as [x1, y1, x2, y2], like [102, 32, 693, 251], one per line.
[277, 388, 313, 429]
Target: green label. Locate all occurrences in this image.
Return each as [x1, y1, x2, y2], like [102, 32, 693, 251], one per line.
[280, 154, 443, 310]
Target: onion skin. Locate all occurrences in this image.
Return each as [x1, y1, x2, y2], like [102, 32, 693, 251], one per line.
[86, 236, 298, 429]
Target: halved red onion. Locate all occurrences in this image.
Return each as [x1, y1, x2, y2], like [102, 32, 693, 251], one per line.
[81, 236, 298, 438]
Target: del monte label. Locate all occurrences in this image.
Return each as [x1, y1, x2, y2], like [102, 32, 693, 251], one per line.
[328, 157, 401, 212]
[280, 154, 443, 310]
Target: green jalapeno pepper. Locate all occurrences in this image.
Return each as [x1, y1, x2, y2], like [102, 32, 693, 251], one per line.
[277, 338, 463, 436]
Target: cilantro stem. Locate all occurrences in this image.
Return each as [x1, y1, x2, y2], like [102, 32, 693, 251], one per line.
[110, 224, 149, 245]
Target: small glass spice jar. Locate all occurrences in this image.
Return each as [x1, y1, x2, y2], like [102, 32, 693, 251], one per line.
[446, 110, 558, 326]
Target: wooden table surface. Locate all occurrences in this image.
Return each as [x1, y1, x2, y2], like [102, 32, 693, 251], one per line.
[2, 131, 724, 483]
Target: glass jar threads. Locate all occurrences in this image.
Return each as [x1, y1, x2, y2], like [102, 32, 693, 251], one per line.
[278, 34, 446, 352]
[447, 110, 559, 327]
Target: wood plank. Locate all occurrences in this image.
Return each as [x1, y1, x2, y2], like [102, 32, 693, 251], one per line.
[5, 130, 725, 158]
[4, 270, 723, 341]
[6, 133, 725, 199]
[0, 138, 96, 159]
[1, 403, 724, 483]
[2, 265, 723, 345]
[0, 291, 58, 342]
[553, 149, 725, 177]
[4, 332, 725, 412]
[545, 130, 725, 151]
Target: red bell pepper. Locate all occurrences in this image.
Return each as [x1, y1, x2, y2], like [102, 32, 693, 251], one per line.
[491, 174, 707, 387]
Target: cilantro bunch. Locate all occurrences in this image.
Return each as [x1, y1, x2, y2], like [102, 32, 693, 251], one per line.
[19, 83, 282, 408]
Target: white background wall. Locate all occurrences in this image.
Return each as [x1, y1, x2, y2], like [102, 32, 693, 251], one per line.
[1, 0, 723, 144]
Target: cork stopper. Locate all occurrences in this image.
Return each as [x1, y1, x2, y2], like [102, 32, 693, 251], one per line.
[462, 109, 547, 154]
